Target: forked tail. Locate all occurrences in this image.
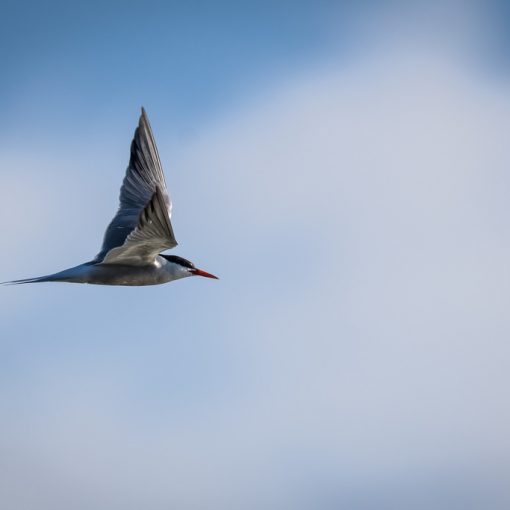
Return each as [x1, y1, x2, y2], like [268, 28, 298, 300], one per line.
[1, 276, 53, 285]
[1, 263, 94, 285]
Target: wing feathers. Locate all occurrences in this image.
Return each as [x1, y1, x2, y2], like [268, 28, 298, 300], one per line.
[95, 109, 176, 262]
[101, 187, 177, 265]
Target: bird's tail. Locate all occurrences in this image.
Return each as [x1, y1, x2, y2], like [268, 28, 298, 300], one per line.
[1, 275, 53, 285]
[1, 263, 95, 285]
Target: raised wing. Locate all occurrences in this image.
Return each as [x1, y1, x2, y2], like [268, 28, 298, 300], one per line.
[101, 186, 177, 265]
[95, 108, 177, 262]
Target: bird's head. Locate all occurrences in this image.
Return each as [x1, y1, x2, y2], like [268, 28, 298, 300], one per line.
[161, 255, 218, 280]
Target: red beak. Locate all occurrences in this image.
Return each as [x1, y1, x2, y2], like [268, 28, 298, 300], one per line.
[191, 268, 219, 279]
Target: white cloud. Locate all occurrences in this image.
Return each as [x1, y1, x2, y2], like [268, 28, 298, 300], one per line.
[170, 42, 510, 508]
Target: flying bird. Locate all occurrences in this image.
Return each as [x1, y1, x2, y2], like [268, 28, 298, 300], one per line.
[3, 109, 218, 286]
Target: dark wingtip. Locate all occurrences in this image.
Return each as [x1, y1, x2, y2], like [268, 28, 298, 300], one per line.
[139, 107, 152, 131]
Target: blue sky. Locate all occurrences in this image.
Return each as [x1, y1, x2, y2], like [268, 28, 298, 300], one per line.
[1, 1, 350, 132]
[1, 1, 510, 509]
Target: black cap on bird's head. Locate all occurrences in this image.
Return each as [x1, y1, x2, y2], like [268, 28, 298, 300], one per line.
[161, 255, 218, 279]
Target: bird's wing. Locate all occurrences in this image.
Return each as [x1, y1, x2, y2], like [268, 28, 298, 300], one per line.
[95, 108, 177, 262]
[101, 186, 177, 265]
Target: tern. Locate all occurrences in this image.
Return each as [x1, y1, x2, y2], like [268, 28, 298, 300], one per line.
[3, 108, 218, 286]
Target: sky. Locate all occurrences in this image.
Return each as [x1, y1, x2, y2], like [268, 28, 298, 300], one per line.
[1, 1, 510, 509]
